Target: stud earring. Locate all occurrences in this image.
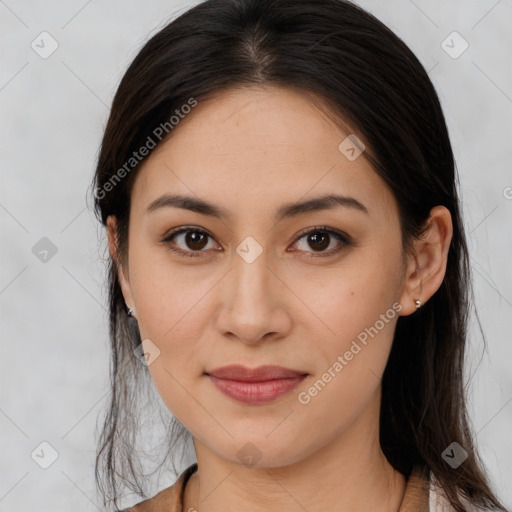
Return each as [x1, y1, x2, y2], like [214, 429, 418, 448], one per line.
[414, 299, 422, 309]
[127, 307, 135, 317]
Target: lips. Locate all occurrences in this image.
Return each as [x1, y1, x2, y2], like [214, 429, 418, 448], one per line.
[205, 365, 308, 404]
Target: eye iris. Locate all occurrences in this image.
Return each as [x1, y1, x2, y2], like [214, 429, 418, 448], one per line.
[308, 231, 329, 251]
[186, 231, 208, 250]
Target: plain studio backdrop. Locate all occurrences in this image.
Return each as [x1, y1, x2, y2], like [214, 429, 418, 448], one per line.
[0, 1, 511, 510]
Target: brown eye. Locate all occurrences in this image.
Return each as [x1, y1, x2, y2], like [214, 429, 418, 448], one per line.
[307, 231, 330, 252]
[161, 227, 218, 257]
[184, 231, 208, 251]
[292, 227, 352, 257]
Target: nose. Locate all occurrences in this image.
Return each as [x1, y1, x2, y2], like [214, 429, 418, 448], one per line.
[215, 250, 292, 345]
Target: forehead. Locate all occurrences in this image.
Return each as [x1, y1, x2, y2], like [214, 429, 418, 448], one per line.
[130, 85, 397, 221]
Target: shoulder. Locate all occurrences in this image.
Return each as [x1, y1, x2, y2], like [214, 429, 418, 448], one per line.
[429, 478, 460, 512]
[404, 465, 494, 512]
[124, 463, 198, 512]
[429, 471, 494, 512]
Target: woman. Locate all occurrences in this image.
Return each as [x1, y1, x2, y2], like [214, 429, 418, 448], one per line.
[91, 0, 509, 510]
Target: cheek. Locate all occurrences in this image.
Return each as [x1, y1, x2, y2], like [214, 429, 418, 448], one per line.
[131, 260, 214, 423]
[297, 241, 403, 374]
[302, 243, 402, 330]
[294, 277, 401, 435]
[128, 241, 213, 342]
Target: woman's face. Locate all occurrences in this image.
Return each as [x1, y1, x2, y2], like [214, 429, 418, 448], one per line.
[110, 85, 413, 468]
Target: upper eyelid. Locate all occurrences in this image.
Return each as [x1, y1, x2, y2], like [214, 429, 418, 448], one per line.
[162, 226, 214, 242]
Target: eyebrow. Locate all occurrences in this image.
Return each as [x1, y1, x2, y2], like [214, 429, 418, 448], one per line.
[146, 193, 369, 222]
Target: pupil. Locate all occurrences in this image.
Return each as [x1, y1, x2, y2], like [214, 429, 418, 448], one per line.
[186, 232, 207, 250]
[309, 232, 329, 251]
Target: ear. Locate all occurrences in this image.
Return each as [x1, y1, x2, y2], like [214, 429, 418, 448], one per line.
[106, 215, 135, 314]
[398, 205, 453, 316]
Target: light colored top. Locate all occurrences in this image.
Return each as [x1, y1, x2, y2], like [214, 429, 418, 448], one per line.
[124, 462, 472, 511]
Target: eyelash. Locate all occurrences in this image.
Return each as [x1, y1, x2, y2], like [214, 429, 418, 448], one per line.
[160, 225, 353, 259]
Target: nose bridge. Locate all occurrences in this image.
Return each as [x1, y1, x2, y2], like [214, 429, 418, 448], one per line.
[217, 244, 288, 343]
[230, 247, 273, 312]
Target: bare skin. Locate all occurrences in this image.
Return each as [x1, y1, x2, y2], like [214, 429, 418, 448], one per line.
[107, 85, 452, 512]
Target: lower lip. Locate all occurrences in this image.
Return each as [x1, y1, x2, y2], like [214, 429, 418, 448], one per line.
[208, 375, 307, 404]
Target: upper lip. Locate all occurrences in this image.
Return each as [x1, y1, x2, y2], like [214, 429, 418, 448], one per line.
[206, 365, 307, 382]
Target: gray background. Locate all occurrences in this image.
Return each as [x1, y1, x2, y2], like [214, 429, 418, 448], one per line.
[0, 0, 511, 510]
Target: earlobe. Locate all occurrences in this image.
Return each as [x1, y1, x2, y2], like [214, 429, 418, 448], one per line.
[399, 206, 453, 316]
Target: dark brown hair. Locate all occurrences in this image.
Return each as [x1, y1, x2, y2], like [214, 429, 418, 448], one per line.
[89, 0, 509, 510]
